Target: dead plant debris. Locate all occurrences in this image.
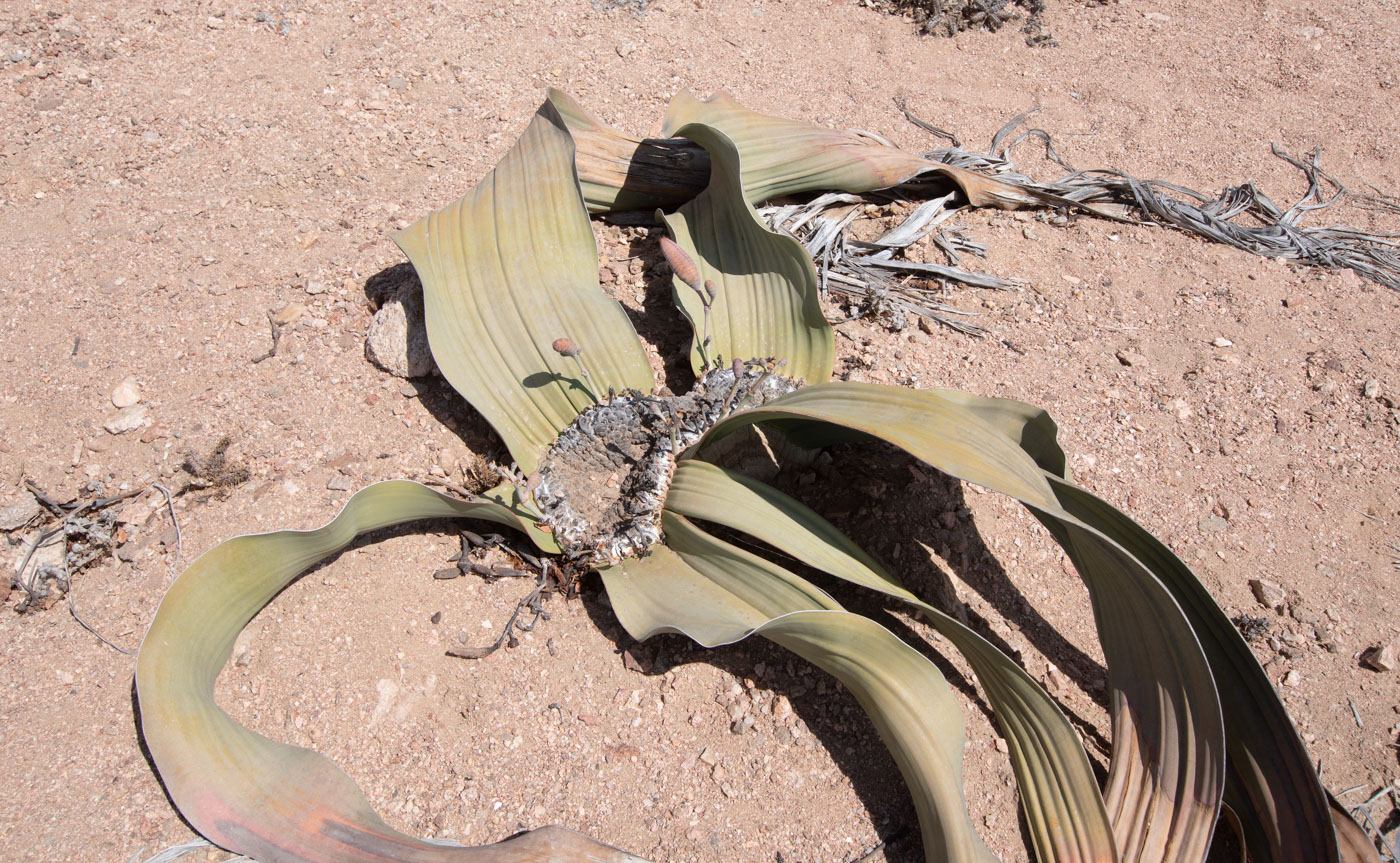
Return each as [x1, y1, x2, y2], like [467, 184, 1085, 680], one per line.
[180, 435, 251, 495]
[874, 0, 1055, 44]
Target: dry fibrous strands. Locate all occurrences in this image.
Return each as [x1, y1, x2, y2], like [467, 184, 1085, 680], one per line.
[910, 108, 1400, 291]
[761, 188, 1010, 335]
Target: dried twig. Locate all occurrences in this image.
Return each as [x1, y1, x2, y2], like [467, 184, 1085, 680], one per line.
[251, 311, 284, 364]
[152, 483, 181, 577]
[1340, 785, 1399, 862]
[11, 483, 183, 654]
[68, 581, 136, 655]
[446, 562, 553, 660]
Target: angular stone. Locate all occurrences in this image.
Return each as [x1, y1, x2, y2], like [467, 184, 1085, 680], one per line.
[325, 474, 353, 491]
[1116, 349, 1146, 368]
[365, 278, 435, 378]
[270, 303, 306, 325]
[0, 491, 40, 531]
[1198, 515, 1228, 533]
[104, 404, 150, 434]
[1249, 577, 1287, 612]
[1359, 643, 1396, 673]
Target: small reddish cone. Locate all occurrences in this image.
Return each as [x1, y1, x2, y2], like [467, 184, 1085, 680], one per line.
[659, 236, 702, 290]
[552, 337, 581, 357]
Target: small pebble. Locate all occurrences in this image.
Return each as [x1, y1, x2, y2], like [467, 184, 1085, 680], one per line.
[0, 491, 40, 531]
[325, 474, 353, 491]
[1198, 515, 1228, 533]
[1360, 643, 1396, 673]
[1116, 349, 1146, 368]
[1212, 336, 1234, 348]
[1249, 577, 1287, 612]
[111, 375, 142, 408]
[1362, 379, 1380, 399]
[271, 303, 306, 325]
[104, 404, 150, 434]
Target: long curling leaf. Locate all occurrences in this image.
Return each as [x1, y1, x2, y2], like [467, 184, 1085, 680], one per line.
[929, 387, 1351, 863]
[394, 98, 654, 473]
[602, 524, 998, 863]
[546, 89, 710, 214]
[1039, 475, 1344, 863]
[135, 481, 645, 863]
[663, 90, 1059, 209]
[666, 460, 1117, 863]
[661, 122, 835, 383]
[695, 382, 1226, 863]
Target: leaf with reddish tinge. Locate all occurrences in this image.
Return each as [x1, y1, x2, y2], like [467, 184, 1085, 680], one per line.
[136, 480, 645, 863]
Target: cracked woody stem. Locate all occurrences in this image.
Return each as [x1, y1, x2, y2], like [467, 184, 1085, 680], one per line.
[134, 90, 1377, 863]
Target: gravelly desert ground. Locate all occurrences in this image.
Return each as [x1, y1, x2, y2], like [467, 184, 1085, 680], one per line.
[1, 0, 1398, 861]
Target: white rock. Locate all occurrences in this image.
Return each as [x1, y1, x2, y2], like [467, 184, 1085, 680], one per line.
[1212, 336, 1234, 348]
[103, 404, 150, 434]
[0, 491, 41, 531]
[110, 375, 141, 408]
[366, 276, 435, 378]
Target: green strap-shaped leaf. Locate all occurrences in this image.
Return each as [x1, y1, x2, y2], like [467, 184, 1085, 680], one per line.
[661, 122, 836, 383]
[930, 390, 1071, 481]
[135, 480, 643, 863]
[394, 99, 654, 473]
[601, 527, 997, 863]
[858, 386, 1354, 860]
[697, 383, 1059, 507]
[942, 382, 1349, 863]
[1040, 475, 1343, 863]
[662, 510, 843, 614]
[666, 460, 1117, 863]
[663, 90, 1058, 209]
[545, 89, 710, 214]
[695, 382, 1227, 863]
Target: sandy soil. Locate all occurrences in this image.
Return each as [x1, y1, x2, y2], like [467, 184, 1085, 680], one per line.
[1, 0, 1398, 861]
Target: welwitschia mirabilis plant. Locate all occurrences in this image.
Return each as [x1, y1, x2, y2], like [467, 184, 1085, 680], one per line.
[135, 90, 1376, 863]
